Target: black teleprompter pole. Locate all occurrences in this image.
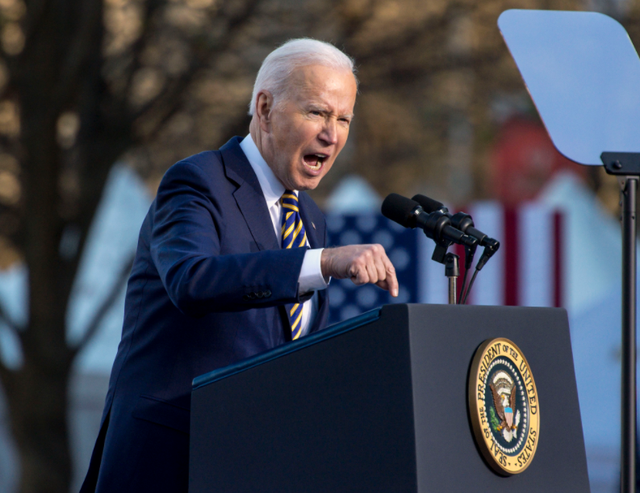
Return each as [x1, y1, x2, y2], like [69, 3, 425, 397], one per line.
[602, 153, 640, 493]
[621, 176, 637, 493]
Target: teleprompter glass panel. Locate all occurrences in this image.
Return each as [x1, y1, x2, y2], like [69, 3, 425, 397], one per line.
[499, 9, 640, 165]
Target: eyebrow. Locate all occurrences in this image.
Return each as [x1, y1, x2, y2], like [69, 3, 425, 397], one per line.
[308, 104, 354, 120]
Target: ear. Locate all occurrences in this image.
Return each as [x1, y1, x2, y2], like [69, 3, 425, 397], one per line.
[254, 91, 274, 133]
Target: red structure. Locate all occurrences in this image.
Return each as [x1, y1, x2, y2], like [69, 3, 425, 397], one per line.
[490, 116, 585, 206]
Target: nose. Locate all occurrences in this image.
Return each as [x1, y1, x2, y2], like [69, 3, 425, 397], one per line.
[319, 118, 338, 145]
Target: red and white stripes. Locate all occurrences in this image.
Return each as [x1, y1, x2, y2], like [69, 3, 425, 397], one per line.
[418, 202, 564, 307]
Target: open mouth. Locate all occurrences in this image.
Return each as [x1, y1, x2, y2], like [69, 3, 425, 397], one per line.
[303, 153, 328, 171]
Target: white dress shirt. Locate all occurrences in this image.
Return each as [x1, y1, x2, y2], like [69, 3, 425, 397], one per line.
[240, 135, 328, 337]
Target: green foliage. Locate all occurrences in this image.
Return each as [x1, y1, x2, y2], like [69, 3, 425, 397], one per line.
[489, 405, 500, 431]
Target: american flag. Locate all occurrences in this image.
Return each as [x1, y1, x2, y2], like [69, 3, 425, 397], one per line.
[326, 202, 563, 325]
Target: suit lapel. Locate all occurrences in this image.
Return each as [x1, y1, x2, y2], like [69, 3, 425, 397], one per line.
[220, 137, 291, 340]
[298, 192, 323, 249]
[220, 137, 280, 252]
[219, 138, 328, 339]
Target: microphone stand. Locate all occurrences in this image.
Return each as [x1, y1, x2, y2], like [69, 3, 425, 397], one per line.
[601, 151, 640, 493]
[423, 212, 477, 306]
[445, 253, 460, 304]
[431, 242, 462, 305]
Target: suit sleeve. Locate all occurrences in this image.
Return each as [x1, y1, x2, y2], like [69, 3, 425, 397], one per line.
[149, 158, 308, 317]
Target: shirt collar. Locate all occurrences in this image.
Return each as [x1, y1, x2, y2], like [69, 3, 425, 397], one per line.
[240, 134, 286, 209]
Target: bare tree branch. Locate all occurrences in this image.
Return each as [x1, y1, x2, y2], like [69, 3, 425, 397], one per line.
[122, 0, 168, 97]
[71, 252, 135, 353]
[22, 0, 51, 49]
[351, 9, 456, 64]
[133, 59, 205, 141]
[361, 51, 504, 91]
[53, 0, 104, 112]
[219, 0, 263, 33]
[0, 355, 14, 393]
[0, 297, 23, 336]
[0, 133, 22, 158]
[0, 298, 22, 387]
[132, 0, 262, 144]
[332, 0, 379, 43]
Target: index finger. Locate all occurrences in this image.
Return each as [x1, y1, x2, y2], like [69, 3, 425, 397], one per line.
[381, 258, 398, 297]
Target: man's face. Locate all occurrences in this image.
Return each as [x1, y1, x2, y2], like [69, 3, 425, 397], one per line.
[260, 64, 357, 191]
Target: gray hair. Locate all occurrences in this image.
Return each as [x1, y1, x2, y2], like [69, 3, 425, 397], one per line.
[248, 38, 357, 115]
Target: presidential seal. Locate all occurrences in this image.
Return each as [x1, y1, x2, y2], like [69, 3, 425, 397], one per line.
[468, 338, 540, 475]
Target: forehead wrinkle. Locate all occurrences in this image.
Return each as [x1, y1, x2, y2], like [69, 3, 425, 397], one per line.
[288, 65, 355, 104]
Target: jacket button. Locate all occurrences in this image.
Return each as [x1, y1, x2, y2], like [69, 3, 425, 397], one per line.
[264, 290, 271, 298]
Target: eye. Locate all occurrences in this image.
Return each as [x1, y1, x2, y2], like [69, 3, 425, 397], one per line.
[310, 110, 322, 116]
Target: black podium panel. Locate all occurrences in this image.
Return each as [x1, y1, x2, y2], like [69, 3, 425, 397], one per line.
[406, 304, 589, 491]
[190, 304, 590, 492]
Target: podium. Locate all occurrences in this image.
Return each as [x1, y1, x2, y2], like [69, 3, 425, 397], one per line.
[190, 304, 590, 492]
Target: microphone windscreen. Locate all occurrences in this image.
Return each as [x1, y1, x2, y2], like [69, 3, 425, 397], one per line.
[411, 194, 444, 213]
[381, 193, 419, 228]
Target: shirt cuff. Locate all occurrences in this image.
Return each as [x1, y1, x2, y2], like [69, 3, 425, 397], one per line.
[298, 248, 329, 293]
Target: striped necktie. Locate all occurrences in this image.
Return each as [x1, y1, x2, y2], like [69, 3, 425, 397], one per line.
[281, 190, 307, 340]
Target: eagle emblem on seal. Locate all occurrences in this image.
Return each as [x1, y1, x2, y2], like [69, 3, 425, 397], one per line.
[489, 371, 521, 443]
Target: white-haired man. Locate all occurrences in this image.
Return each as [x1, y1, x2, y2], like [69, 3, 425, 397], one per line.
[80, 38, 397, 493]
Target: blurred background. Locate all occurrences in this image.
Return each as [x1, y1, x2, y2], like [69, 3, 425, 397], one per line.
[0, 0, 637, 491]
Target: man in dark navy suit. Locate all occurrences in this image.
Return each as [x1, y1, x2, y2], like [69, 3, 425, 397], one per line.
[80, 38, 398, 492]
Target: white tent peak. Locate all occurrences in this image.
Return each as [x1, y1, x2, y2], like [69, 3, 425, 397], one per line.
[538, 169, 621, 313]
[324, 175, 381, 213]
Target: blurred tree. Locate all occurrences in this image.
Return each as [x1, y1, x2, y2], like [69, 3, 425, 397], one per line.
[0, 1, 269, 491]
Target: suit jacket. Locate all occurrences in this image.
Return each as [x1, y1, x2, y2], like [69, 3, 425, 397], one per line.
[81, 136, 329, 492]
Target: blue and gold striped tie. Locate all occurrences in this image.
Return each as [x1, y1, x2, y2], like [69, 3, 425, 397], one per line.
[281, 190, 307, 340]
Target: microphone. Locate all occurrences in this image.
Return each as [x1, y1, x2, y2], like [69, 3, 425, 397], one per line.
[411, 194, 499, 249]
[381, 193, 477, 248]
[411, 194, 500, 271]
